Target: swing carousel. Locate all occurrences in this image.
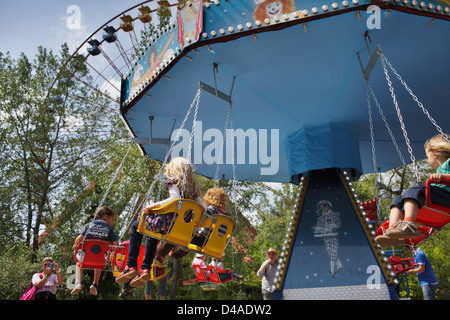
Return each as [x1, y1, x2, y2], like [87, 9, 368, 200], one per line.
[48, 0, 449, 300]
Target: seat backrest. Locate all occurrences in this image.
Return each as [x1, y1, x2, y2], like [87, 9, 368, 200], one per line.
[419, 178, 450, 228]
[151, 259, 167, 281]
[207, 265, 233, 283]
[112, 241, 146, 276]
[200, 214, 236, 258]
[137, 199, 205, 247]
[193, 264, 210, 282]
[74, 239, 112, 270]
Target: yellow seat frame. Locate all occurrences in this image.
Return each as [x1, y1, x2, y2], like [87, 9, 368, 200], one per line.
[112, 258, 166, 280]
[188, 213, 236, 258]
[136, 198, 206, 248]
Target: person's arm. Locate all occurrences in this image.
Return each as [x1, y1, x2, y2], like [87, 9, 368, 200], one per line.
[257, 260, 270, 277]
[54, 263, 63, 286]
[144, 185, 180, 213]
[406, 264, 425, 275]
[33, 269, 52, 288]
[73, 234, 84, 249]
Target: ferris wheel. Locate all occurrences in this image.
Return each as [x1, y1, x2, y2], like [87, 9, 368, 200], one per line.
[46, 1, 182, 146]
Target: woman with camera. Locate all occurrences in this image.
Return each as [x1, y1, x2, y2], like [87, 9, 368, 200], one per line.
[32, 257, 63, 300]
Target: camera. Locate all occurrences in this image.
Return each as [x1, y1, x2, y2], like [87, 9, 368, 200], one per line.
[49, 263, 54, 269]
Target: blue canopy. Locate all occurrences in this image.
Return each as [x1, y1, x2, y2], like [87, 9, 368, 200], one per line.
[120, 0, 450, 183]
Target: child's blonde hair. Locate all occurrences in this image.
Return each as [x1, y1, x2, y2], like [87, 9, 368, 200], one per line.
[424, 133, 450, 159]
[164, 157, 200, 200]
[203, 187, 228, 210]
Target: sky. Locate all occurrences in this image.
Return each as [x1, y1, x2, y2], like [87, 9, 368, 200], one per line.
[0, 0, 146, 59]
[0, 0, 283, 223]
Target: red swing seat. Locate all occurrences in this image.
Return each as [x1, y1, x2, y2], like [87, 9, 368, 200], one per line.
[207, 265, 234, 284]
[112, 240, 166, 280]
[193, 264, 210, 282]
[112, 240, 145, 275]
[388, 256, 418, 275]
[375, 178, 450, 245]
[415, 178, 450, 229]
[73, 239, 114, 270]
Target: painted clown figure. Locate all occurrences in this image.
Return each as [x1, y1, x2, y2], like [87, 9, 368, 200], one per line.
[313, 200, 344, 278]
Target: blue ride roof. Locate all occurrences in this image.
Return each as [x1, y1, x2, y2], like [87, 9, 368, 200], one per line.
[119, 0, 450, 183]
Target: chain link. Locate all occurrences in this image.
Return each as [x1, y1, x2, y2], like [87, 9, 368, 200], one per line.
[380, 55, 420, 185]
[180, 86, 202, 205]
[97, 143, 133, 210]
[130, 87, 203, 223]
[381, 54, 449, 144]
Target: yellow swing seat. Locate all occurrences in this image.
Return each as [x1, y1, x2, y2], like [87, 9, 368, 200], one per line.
[188, 213, 236, 258]
[136, 198, 206, 248]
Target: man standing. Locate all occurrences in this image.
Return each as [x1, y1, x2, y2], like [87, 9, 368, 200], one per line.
[257, 248, 279, 300]
[405, 244, 438, 300]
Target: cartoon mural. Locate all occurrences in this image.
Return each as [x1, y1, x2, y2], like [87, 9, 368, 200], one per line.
[253, 0, 296, 21]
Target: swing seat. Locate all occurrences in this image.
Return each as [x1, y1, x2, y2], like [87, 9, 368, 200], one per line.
[112, 240, 144, 276]
[112, 240, 167, 280]
[193, 264, 210, 282]
[151, 259, 167, 281]
[388, 256, 417, 275]
[416, 178, 450, 229]
[188, 213, 236, 258]
[375, 178, 449, 245]
[207, 265, 234, 284]
[137, 198, 206, 248]
[74, 239, 114, 270]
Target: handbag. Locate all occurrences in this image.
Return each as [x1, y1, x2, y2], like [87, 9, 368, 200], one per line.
[20, 273, 42, 300]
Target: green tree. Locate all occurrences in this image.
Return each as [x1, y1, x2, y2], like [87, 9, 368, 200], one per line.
[0, 45, 119, 260]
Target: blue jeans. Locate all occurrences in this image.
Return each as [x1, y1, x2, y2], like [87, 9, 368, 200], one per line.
[127, 220, 158, 270]
[422, 283, 438, 300]
[391, 185, 450, 210]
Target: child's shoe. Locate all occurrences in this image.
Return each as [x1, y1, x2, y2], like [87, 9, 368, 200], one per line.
[90, 283, 98, 296]
[375, 234, 405, 247]
[130, 269, 151, 288]
[71, 282, 83, 295]
[386, 220, 422, 239]
[115, 266, 139, 284]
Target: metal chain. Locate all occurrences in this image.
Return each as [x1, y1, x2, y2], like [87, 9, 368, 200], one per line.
[366, 83, 415, 182]
[214, 103, 232, 185]
[130, 87, 203, 223]
[180, 86, 202, 204]
[380, 55, 420, 185]
[365, 82, 382, 220]
[381, 54, 450, 143]
[97, 143, 133, 210]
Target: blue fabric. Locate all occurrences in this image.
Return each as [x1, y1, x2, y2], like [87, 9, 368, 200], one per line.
[284, 123, 362, 176]
[391, 184, 450, 210]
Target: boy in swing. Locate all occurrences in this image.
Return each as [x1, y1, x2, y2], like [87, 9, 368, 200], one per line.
[376, 134, 450, 247]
